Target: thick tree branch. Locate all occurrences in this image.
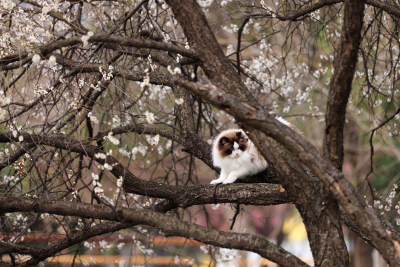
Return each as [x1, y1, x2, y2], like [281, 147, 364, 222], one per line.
[174, 79, 400, 266]
[0, 222, 130, 267]
[365, 0, 400, 18]
[242, 130, 349, 266]
[323, 0, 365, 170]
[320, 1, 364, 264]
[165, 0, 256, 104]
[0, 35, 197, 70]
[249, 0, 400, 20]
[166, 1, 353, 265]
[0, 132, 282, 206]
[0, 196, 308, 267]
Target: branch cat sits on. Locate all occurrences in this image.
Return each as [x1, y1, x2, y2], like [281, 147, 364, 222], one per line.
[210, 129, 268, 184]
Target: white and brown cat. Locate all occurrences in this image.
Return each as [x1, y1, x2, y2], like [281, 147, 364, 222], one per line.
[210, 129, 268, 184]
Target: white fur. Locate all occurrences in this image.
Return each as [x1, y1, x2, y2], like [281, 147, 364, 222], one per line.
[210, 129, 268, 184]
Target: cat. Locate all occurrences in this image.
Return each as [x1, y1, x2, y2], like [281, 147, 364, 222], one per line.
[210, 129, 268, 184]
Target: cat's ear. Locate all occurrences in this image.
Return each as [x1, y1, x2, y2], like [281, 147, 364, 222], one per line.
[219, 136, 229, 146]
[236, 131, 244, 139]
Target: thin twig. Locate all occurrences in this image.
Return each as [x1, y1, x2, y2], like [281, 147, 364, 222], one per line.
[230, 203, 241, 230]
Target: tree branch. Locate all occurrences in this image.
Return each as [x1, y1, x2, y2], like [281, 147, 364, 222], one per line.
[0, 35, 198, 70]
[323, 0, 365, 170]
[0, 196, 308, 267]
[0, 131, 282, 207]
[366, 0, 400, 18]
[165, 0, 256, 104]
[248, 0, 400, 20]
[249, 0, 342, 21]
[174, 79, 400, 266]
[0, 222, 130, 267]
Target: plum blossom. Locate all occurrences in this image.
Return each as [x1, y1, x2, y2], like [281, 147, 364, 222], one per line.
[95, 153, 106, 159]
[48, 55, 56, 67]
[145, 111, 155, 124]
[198, 0, 213, 8]
[140, 75, 150, 88]
[32, 54, 41, 64]
[117, 176, 123, 187]
[81, 31, 94, 47]
[105, 132, 120, 145]
[150, 135, 160, 146]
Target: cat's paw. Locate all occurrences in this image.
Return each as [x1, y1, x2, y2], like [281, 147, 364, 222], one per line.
[210, 178, 223, 184]
[222, 178, 237, 184]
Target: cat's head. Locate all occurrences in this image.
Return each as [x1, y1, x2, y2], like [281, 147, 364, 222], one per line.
[217, 130, 249, 159]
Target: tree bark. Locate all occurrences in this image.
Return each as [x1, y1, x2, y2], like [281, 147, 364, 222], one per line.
[175, 80, 400, 266]
[0, 196, 309, 267]
[323, 0, 365, 171]
[164, 1, 351, 265]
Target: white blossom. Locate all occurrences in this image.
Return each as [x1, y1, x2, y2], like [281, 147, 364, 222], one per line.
[150, 135, 160, 146]
[92, 173, 99, 181]
[32, 54, 41, 64]
[102, 163, 113, 171]
[198, 0, 213, 8]
[48, 55, 56, 67]
[117, 176, 123, 187]
[140, 76, 150, 88]
[95, 153, 107, 159]
[0, 92, 11, 105]
[4, 0, 15, 9]
[88, 112, 99, 124]
[106, 132, 120, 145]
[94, 186, 104, 194]
[145, 111, 155, 124]
[131, 147, 138, 159]
[167, 66, 182, 75]
[81, 31, 93, 47]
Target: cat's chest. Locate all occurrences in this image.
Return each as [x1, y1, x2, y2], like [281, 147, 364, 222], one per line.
[220, 153, 253, 169]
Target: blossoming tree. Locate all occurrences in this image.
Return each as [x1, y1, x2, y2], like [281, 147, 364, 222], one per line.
[1, 0, 400, 266]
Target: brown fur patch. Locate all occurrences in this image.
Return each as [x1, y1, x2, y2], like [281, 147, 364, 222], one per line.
[251, 148, 264, 163]
[217, 130, 249, 158]
[255, 147, 264, 160]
